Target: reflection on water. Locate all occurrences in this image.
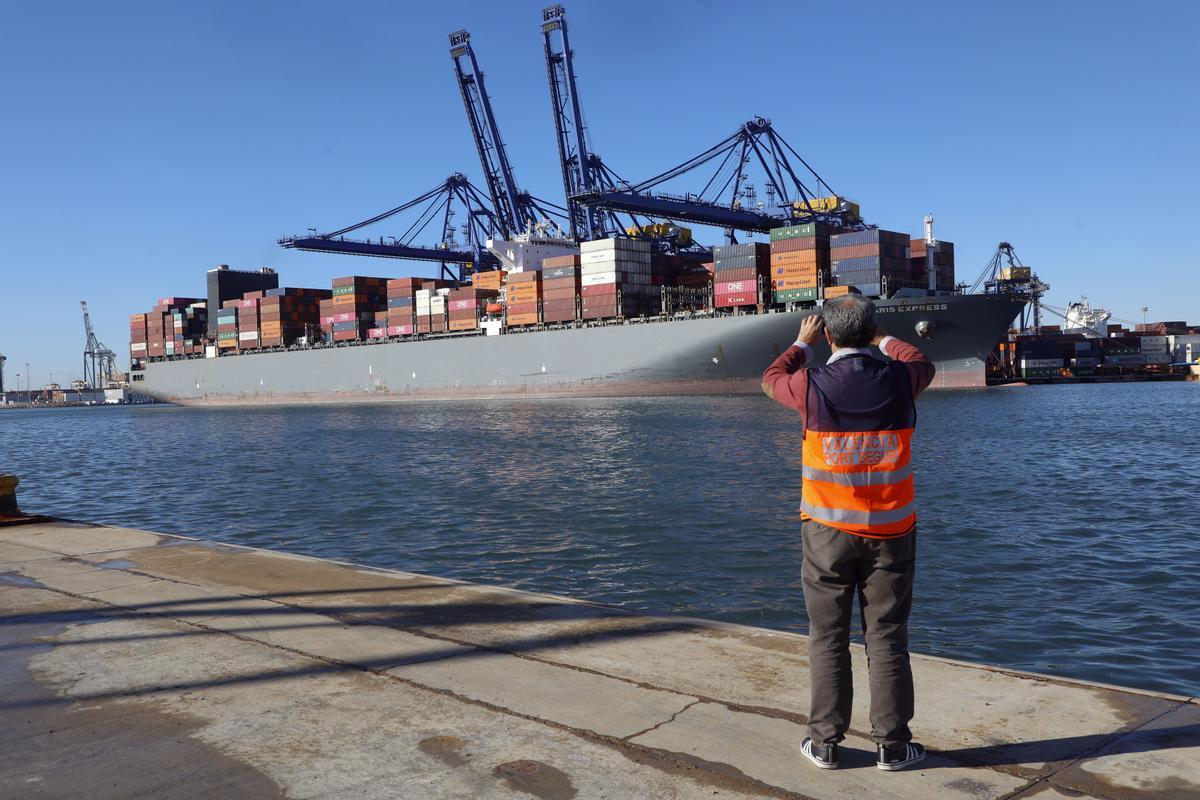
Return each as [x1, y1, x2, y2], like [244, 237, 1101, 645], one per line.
[3, 381, 1198, 695]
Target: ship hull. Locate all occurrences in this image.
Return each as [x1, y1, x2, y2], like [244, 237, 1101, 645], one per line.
[138, 294, 1025, 405]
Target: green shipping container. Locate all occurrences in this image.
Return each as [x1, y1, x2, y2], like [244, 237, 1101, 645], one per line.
[332, 286, 358, 297]
[770, 222, 835, 242]
[773, 288, 821, 303]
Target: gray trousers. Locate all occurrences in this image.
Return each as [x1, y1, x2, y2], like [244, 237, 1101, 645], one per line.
[801, 520, 916, 747]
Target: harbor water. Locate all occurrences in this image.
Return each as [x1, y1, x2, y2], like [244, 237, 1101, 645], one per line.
[3, 381, 1198, 696]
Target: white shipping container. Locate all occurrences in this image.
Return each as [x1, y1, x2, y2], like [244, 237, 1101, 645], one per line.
[580, 250, 650, 266]
[1142, 353, 1172, 365]
[1020, 358, 1062, 368]
[130, 342, 147, 352]
[582, 272, 617, 287]
[580, 237, 651, 254]
[1139, 342, 1168, 353]
[239, 331, 258, 341]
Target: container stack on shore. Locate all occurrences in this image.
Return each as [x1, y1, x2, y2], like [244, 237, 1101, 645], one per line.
[540, 257, 581, 323]
[830, 229, 912, 297]
[580, 239, 654, 320]
[713, 243, 770, 309]
[769, 223, 834, 304]
[503, 271, 540, 327]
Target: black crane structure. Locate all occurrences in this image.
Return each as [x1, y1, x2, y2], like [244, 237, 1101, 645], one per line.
[540, 4, 629, 241]
[279, 174, 503, 281]
[279, 5, 860, 273]
[81, 301, 118, 389]
[573, 116, 860, 243]
[973, 242, 1050, 333]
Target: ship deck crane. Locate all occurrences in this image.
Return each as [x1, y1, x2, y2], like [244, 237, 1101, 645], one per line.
[81, 301, 118, 389]
[572, 117, 861, 242]
[972, 242, 1049, 333]
[450, 29, 566, 239]
[279, 173, 503, 281]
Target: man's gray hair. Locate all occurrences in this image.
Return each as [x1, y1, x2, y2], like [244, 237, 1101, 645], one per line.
[821, 294, 877, 348]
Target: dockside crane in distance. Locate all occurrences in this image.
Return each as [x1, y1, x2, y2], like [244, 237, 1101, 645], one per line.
[81, 301, 118, 389]
[279, 173, 502, 282]
[571, 117, 861, 242]
[449, 28, 567, 239]
[973, 242, 1049, 333]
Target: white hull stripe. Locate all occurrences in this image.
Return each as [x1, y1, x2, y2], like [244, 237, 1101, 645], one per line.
[803, 463, 913, 487]
[801, 500, 916, 526]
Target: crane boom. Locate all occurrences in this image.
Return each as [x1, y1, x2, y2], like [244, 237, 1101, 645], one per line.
[450, 29, 538, 238]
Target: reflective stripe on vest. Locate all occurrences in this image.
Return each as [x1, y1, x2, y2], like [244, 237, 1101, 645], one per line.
[801, 427, 916, 538]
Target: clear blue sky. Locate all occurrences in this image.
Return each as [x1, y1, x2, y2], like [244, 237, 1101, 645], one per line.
[2, 0, 1197, 386]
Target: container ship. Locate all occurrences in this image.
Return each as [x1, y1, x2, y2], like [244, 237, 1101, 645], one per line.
[130, 225, 1028, 405]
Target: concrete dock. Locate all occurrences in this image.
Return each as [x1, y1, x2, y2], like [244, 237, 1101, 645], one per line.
[2, 519, 1196, 799]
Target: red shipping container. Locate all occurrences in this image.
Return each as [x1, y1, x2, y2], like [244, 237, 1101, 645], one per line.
[332, 329, 360, 341]
[506, 302, 538, 315]
[715, 293, 756, 306]
[581, 284, 619, 297]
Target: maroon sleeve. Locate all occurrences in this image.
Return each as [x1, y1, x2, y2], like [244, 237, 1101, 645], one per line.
[883, 337, 936, 399]
[761, 344, 810, 416]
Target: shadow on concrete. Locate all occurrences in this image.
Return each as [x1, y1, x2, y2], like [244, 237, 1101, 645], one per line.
[0, 586, 698, 711]
[934, 721, 1200, 769]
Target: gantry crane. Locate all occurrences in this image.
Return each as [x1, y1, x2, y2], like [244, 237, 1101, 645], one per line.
[540, 5, 627, 241]
[81, 301, 118, 389]
[279, 173, 502, 281]
[972, 243, 1050, 333]
[571, 116, 861, 242]
[449, 28, 566, 239]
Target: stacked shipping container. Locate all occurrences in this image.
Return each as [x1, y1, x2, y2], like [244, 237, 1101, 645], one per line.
[449, 285, 500, 331]
[503, 271, 541, 327]
[910, 238, 956, 292]
[386, 278, 420, 336]
[580, 238, 655, 319]
[830, 229, 911, 297]
[259, 288, 329, 348]
[712, 243, 770, 308]
[769, 222, 835, 304]
[327, 276, 388, 342]
[541, 256, 581, 323]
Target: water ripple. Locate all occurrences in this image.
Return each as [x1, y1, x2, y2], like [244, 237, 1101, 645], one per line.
[2, 382, 1198, 695]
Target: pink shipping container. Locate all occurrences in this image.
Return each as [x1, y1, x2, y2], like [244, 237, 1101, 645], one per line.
[715, 280, 752, 294]
[387, 324, 414, 336]
[367, 328, 388, 339]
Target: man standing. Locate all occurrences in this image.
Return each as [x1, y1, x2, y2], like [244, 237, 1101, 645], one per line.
[762, 294, 935, 772]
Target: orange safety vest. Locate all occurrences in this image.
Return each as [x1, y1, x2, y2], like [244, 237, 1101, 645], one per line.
[800, 354, 917, 538]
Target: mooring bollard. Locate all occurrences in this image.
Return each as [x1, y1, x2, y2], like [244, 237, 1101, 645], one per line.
[0, 474, 21, 518]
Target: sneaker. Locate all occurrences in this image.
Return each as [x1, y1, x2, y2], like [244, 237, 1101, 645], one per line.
[801, 737, 839, 770]
[876, 741, 926, 771]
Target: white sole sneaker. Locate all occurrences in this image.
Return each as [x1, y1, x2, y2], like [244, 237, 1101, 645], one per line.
[802, 738, 839, 770]
[876, 743, 926, 771]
